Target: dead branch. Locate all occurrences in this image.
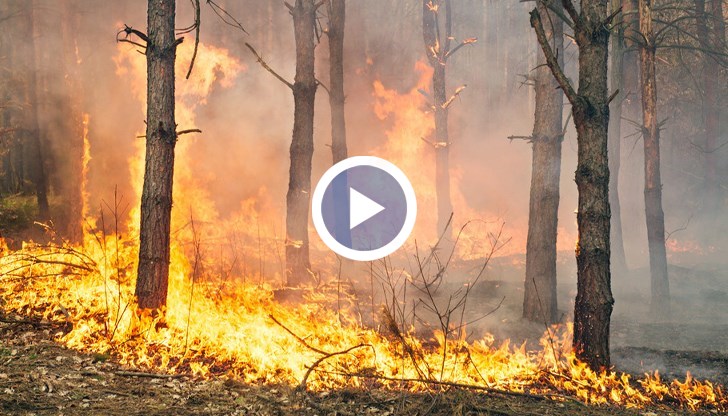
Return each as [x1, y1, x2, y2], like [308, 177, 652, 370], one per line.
[444, 37, 477, 59]
[559, 0, 580, 30]
[665, 214, 692, 242]
[244, 43, 293, 89]
[508, 135, 533, 142]
[116, 25, 149, 51]
[688, 139, 728, 154]
[185, 0, 201, 79]
[207, 0, 248, 34]
[442, 84, 467, 109]
[530, 7, 577, 105]
[604, 5, 622, 27]
[177, 128, 202, 137]
[114, 371, 183, 379]
[315, 78, 331, 96]
[269, 314, 327, 355]
[561, 112, 572, 136]
[315, 368, 550, 401]
[297, 344, 370, 391]
[0, 315, 54, 327]
[1, 253, 95, 274]
[544, 0, 574, 29]
[607, 88, 620, 105]
[135, 129, 201, 139]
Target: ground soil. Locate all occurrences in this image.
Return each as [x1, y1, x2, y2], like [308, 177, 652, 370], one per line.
[0, 320, 683, 416]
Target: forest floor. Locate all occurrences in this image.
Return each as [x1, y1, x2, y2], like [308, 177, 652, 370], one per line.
[0, 318, 687, 416]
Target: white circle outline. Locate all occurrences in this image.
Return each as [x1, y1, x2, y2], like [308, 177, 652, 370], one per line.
[311, 156, 417, 262]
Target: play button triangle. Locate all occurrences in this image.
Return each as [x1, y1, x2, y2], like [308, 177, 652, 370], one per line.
[350, 187, 385, 229]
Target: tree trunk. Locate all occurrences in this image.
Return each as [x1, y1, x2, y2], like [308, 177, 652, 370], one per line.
[286, 0, 317, 287]
[573, 4, 613, 371]
[433, 64, 452, 238]
[695, 0, 724, 211]
[328, 0, 347, 164]
[10, 0, 49, 218]
[639, 0, 670, 317]
[0, 1, 23, 195]
[523, 0, 564, 325]
[423, 0, 454, 238]
[60, 0, 85, 242]
[621, 0, 640, 119]
[608, 0, 628, 276]
[531, 0, 614, 370]
[34, 0, 84, 241]
[135, 0, 178, 310]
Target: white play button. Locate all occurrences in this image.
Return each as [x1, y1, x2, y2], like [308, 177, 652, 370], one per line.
[349, 187, 385, 229]
[312, 156, 417, 261]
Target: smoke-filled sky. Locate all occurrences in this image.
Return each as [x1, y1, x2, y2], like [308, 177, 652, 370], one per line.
[26, 0, 723, 282]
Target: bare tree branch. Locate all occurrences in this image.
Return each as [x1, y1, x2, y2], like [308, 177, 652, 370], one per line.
[207, 0, 248, 34]
[530, 7, 577, 105]
[444, 37, 477, 59]
[244, 43, 294, 89]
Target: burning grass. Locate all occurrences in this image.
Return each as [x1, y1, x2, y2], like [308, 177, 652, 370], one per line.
[0, 233, 725, 413]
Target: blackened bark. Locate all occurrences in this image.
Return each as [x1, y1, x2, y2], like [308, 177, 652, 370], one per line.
[639, 0, 669, 317]
[531, 0, 614, 370]
[423, 0, 454, 238]
[523, 0, 564, 325]
[135, 0, 178, 310]
[572, 3, 614, 371]
[328, 0, 347, 164]
[286, 0, 317, 286]
[608, 0, 628, 276]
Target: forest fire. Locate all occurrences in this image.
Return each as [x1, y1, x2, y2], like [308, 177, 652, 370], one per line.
[1, 0, 727, 414]
[0, 235, 725, 411]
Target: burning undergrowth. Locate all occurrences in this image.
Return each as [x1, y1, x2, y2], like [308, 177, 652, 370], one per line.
[0, 232, 725, 413]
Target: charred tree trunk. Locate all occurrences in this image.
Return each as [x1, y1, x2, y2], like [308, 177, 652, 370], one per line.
[328, 0, 347, 164]
[423, 0, 455, 238]
[523, 0, 564, 325]
[135, 0, 178, 310]
[638, 0, 670, 317]
[608, 0, 628, 276]
[286, 0, 317, 287]
[532, 0, 614, 370]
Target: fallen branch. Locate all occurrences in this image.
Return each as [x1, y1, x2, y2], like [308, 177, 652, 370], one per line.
[298, 344, 371, 391]
[114, 370, 183, 379]
[269, 314, 326, 355]
[0, 315, 54, 327]
[315, 369, 550, 401]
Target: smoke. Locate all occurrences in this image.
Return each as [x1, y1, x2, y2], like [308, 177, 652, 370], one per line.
[14, 0, 727, 355]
